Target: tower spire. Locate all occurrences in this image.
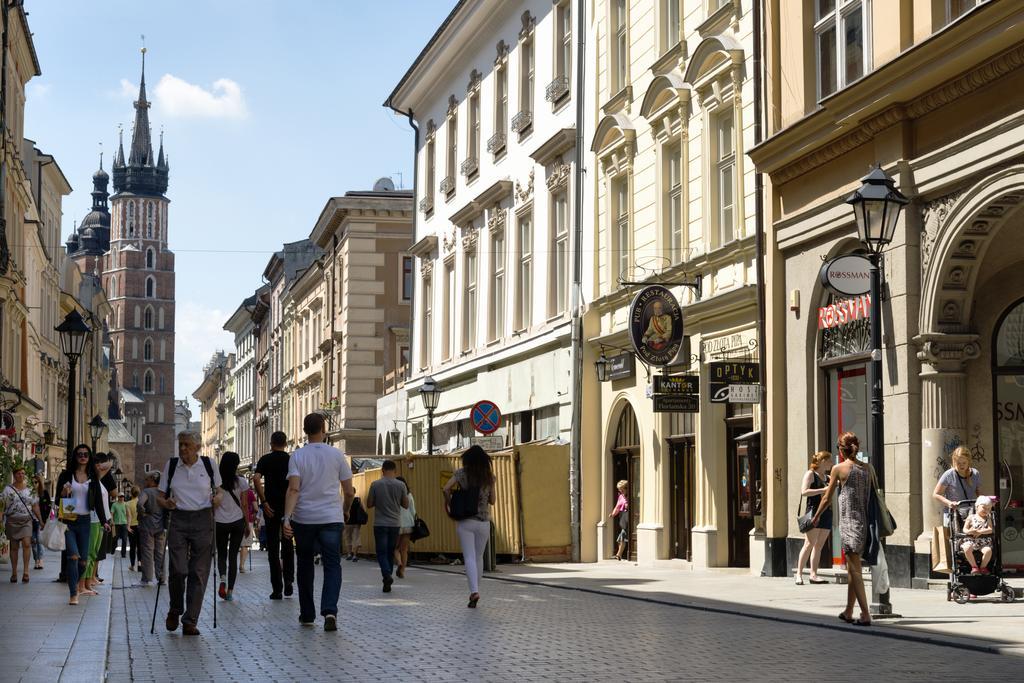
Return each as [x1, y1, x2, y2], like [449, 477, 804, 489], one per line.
[128, 44, 154, 167]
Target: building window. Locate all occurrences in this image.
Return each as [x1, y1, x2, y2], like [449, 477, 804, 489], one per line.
[664, 142, 683, 263]
[144, 306, 154, 330]
[146, 248, 154, 269]
[144, 370, 154, 394]
[514, 30, 535, 135]
[714, 110, 736, 246]
[144, 338, 153, 362]
[515, 211, 533, 331]
[547, 1, 571, 104]
[613, 177, 631, 282]
[160, 338, 166, 361]
[146, 202, 154, 238]
[144, 433, 152, 445]
[145, 276, 155, 298]
[444, 112, 457, 197]
[490, 59, 508, 156]
[401, 256, 413, 302]
[612, 0, 629, 93]
[132, 337, 138, 360]
[463, 89, 480, 179]
[489, 225, 506, 342]
[127, 202, 135, 237]
[158, 307, 165, 330]
[444, 262, 456, 361]
[424, 134, 436, 214]
[463, 249, 478, 352]
[134, 305, 141, 328]
[662, 0, 681, 52]
[159, 375, 165, 394]
[815, 0, 868, 100]
[550, 191, 569, 316]
[144, 463, 151, 473]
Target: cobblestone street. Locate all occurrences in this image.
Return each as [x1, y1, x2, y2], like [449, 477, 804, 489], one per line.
[99, 552, 1022, 682]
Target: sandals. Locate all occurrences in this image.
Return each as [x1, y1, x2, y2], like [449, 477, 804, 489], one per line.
[809, 577, 829, 584]
[22, 574, 29, 583]
[468, 593, 480, 608]
[853, 618, 872, 626]
[838, 612, 854, 623]
[795, 576, 805, 585]
[9, 575, 16, 583]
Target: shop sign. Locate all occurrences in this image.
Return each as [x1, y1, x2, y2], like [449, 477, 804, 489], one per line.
[819, 254, 871, 297]
[653, 375, 699, 395]
[629, 285, 684, 366]
[728, 384, 761, 404]
[817, 295, 871, 330]
[709, 362, 760, 403]
[607, 353, 635, 380]
[653, 394, 700, 413]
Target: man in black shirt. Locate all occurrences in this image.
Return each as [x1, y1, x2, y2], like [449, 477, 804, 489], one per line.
[254, 431, 294, 599]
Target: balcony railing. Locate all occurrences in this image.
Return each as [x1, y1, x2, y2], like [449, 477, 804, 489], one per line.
[440, 175, 455, 196]
[486, 132, 506, 154]
[460, 157, 479, 178]
[545, 76, 570, 103]
[419, 196, 434, 214]
[511, 110, 532, 134]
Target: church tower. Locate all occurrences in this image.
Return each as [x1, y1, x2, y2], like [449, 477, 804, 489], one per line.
[104, 47, 175, 480]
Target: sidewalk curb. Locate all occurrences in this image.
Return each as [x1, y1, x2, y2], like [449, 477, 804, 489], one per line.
[57, 557, 115, 683]
[417, 565, 1019, 658]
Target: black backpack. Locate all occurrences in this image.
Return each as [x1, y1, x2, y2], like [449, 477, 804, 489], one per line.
[163, 456, 216, 526]
[348, 497, 369, 526]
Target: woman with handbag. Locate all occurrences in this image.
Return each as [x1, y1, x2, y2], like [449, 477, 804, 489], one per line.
[394, 476, 415, 578]
[443, 445, 495, 608]
[2, 464, 42, 584]
[795, 451, 833, 585]
[811, 432, 872, 626]
[215, 452, 249, 601]
[55, 445, 100, 605]
[33, 478, 49, 569]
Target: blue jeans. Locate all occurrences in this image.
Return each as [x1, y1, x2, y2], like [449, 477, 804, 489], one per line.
[373, 526, 400, 580]
[64, 516, 92, 597]
[293, 522, 343, 619]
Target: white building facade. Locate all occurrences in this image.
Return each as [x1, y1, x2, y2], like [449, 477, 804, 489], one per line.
[224, 295, 258, 468]
[386, 0, 592, 453]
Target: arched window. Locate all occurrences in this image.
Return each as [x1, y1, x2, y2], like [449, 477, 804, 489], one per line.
[159, 375, 165, 394]
[132, 370, 139, 389]
[143, 338, 153, 361]
[146, 248, 154, 269]
[146, 276, 155, 298]
[134, 305, 141, 328]
[158, 307, 165, 330]
[146, 202, 154, 238]
[144, 306, 154, 330]
[143, 370, 154, 394]
[127, 202, 136, 237]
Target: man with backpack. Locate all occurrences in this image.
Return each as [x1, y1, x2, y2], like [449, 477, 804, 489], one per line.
[157, 431, 222, 636]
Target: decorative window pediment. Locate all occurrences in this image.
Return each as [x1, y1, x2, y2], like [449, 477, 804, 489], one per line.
[684, 34, 744, 88]
[640, 72, 691, 141]
[591, 113, 636, 176]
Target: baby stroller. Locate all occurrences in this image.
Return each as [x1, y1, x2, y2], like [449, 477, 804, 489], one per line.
[947, 498, 1016, 604]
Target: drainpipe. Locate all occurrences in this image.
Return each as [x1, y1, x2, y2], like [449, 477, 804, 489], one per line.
[752, 0, 772, 575]
[0, 1, 15, 275]
[568, 0, 587, 563]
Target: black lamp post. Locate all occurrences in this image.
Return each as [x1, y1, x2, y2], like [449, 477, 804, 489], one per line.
[419, 376, 440, 456]
[56, 310, 91, 462]
[595, 351, 611, 383]
[89, 414, 107, 454]
[845, 166, 908, 490]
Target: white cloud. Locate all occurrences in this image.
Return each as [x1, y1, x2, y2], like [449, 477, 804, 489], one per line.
[119, 78, 137, 99]
[28, 82, 51, 98]
[174, 300, 234, 414]
[153, 74, 248, 120]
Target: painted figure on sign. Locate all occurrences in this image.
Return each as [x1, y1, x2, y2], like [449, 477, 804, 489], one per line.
[642, 300, 673, 351]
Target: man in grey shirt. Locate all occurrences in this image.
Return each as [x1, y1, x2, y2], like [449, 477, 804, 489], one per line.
[366, 460, 408, 593]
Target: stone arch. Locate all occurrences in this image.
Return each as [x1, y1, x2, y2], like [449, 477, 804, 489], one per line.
[683, 34, 745, 85]
[920, 164, 1024, 336]
[639, 72, 691, 120]
[590, 113, 636, 154]
[377, 434, 384, 456]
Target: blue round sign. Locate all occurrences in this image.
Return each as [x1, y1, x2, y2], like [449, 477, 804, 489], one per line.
[471, 400, 502, 435]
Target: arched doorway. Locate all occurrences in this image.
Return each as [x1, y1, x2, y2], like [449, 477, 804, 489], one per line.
[611, 403, 640, 561]
[993, 297, 1024, 571]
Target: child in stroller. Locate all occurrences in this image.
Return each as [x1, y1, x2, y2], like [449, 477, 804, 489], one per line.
[960, 496, 994, 575]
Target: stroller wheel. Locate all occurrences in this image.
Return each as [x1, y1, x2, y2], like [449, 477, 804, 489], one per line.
[952, 585, 971, 604]
[1001, 585, 1016, 603]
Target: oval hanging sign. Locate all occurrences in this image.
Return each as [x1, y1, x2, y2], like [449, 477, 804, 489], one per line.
[819, 254, 871, 297]
[629, 285, 684, 366]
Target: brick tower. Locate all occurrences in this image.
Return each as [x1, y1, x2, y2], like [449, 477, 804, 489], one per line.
[106, 47, 174, 481]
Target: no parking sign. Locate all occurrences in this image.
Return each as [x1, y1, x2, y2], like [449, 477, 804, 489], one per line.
[470, 400, 502, 435]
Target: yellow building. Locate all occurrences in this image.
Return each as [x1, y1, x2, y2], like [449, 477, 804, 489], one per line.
[193, 352, 231, 459]
[281, 261, 325, 450]
[584, 0, 762, 568]
[752, 0, 1024, 584]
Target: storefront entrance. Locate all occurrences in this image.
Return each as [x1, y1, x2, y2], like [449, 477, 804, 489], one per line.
[994, 298, 1024, 572]
[612, 404, 640, 561]
[726, 406, 755, 567]
[669, 439, 695, 561]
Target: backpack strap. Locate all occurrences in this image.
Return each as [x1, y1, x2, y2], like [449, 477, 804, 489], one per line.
[165, 457, 179, 499]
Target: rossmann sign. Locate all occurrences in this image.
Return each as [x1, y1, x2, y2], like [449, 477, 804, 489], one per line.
[818, 295, 871, 330]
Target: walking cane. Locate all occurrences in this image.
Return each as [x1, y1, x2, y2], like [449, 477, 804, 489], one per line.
[210, 493, 218, 630]
[150, 511, 171, 635]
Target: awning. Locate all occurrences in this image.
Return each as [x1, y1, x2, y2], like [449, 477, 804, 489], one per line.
[734, 429, 761, 442]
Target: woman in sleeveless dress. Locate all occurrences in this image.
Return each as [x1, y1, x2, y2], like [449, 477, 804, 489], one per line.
[812, 432, 872, 626]
[795, 451, 833, 585]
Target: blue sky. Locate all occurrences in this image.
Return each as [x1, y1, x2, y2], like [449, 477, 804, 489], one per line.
[25, 0, 455, 413]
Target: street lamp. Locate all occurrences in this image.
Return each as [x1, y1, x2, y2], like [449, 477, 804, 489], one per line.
[845, 164, 908, 618]
[595, 351, 611, 383]
[389, 425, 402, 454]
[89, 414, 107, 453]
[56, 310, 91, 461]
[845, 165, 908, 489]
[419, 376, 441, 456]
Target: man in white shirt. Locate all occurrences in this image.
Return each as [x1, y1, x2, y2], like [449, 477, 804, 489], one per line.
[158, 431, 222, 636]
[283, 413, 355, 632]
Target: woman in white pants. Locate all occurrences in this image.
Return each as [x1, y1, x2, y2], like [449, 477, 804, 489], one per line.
[444, 446, 495, 608]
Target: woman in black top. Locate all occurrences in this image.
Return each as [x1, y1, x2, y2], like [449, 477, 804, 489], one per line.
[795, 451, 833, 585]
